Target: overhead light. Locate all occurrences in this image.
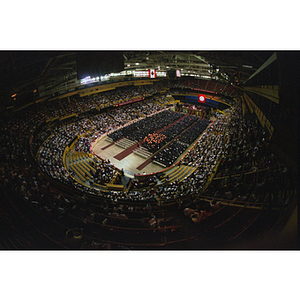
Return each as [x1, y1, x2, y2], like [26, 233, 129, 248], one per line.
[11, 93, 17, 98]
[242, 65, 253, 68]
[135, 62, 139, 65]
[127, 64, 130, 67]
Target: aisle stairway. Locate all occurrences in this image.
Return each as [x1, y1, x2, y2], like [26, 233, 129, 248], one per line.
[161, 165, 196, 183]
[115, 138, 137, 149]
[133, 146, 152, 159]
[67, 152, 96, 183]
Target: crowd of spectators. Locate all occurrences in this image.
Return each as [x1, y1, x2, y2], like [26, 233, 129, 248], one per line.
[134, 98, 162, 116]
[108, 110, 182, 142]
[60, 96, 82, 115]
[178, 104, 210, 119]
[178, 118, 211, 145]
[106, 189, 158, 204]
[200, 106, 295, 209]
[74, 136, 92, 153]
[182, 198, 216, 224]
[43, 100, 65, 119]
[104, 89, 123, 104]
[153, 141, 187, 167]
[142, 114, 198, 153]
[179, 111, 231, 193]
[92, 93, 112, 108]
[131, 175, 157, 189]
[143, 133, 167, 149]
[108, 106, 139, 126]
[0, 77, 295, 249]
[37, 122, 86, 184]
[29, 96, 232, 199]
[92, 159, 117, 185]
[155, 181, 189, 202]
[32, 97, 171, 188]
[0, 109, 80, 233]
[76, 96, 98, 112]
[89, 112, 118, 134]
[169, 79, 238, 105]
[215, 107, 269, 176]
[170, 78, 239, 98]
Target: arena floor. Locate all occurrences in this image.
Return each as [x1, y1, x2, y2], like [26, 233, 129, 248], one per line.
[92, 137, 164, 177]
[91, 115, 216, 178]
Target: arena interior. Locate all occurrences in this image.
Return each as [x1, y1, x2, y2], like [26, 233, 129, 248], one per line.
[0, 51, 298, 250]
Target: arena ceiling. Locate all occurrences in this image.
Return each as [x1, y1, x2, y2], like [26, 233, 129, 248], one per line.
[0, 50, 277, 108]
[122, 51, 275, 84]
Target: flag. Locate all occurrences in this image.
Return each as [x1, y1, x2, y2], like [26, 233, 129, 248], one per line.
[148, 69, 157, 78]
[198, 94, 206, 103]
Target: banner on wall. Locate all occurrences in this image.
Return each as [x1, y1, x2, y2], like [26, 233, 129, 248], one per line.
[148, 69, 157, 78]
[192, 88, 218, 95]
[115, 97, 145, 107]
[198, 94, 206, 103]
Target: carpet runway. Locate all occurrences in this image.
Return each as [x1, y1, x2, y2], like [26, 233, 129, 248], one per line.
[114, 143, 138, 161]
[92, 137, 164, 175]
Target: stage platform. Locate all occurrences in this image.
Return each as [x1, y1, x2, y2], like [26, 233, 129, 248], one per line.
[92, 137, 164, 176]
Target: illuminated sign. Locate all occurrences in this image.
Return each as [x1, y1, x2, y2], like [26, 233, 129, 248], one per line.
[134, 71, 149, 77]
[198, 94, 206, 103]
[176, 70, 181, 77]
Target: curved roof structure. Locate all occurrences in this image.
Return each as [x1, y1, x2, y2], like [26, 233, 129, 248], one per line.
[0, 50, 286, 108]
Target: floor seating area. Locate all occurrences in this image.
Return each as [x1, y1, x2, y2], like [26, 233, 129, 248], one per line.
[115, 138, 137, 149]
[133, 146, 152, 159]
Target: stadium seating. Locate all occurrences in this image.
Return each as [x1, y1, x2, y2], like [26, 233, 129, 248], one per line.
[0, 78, 295, 250]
